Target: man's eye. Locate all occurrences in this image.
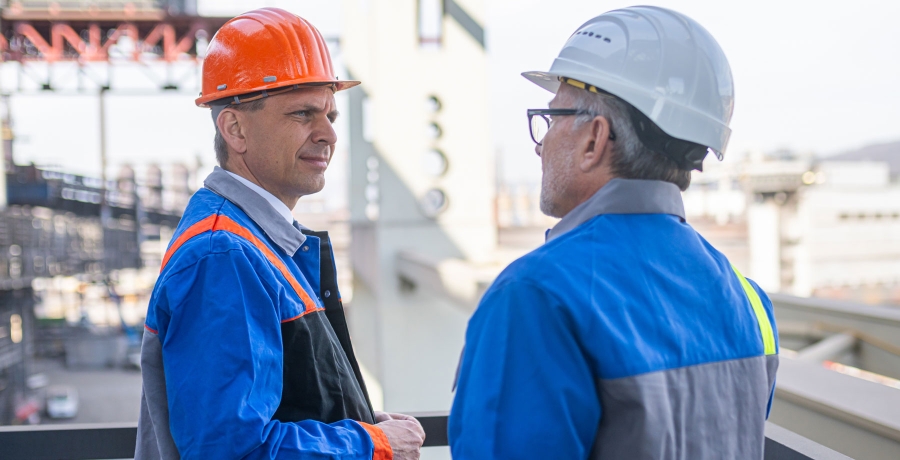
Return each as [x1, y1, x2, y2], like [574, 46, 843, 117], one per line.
[294, 110, 310, 117]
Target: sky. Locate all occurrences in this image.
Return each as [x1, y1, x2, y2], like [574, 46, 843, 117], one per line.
[4, 0, 900, 190]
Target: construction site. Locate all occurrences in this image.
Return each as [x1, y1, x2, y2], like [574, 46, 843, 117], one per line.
[0, 1, 899, 459]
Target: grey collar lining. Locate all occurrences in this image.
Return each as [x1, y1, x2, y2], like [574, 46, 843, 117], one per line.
[546, 178, 686, 242]
[204, 166, 306, 255]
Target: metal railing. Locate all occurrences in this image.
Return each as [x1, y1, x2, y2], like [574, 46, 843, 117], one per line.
[0, 415, 851, 460]
[768, 294, 900, 459]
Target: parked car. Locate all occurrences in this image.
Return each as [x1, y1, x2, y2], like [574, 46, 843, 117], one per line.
[45, 385, 78, 419]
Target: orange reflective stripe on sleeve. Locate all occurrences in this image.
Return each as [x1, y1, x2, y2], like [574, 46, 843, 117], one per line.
[213, 215, 323, 318]
[161, 215, 217, 271]
[360, 422, 393, 460]
[160, 214, 322, 316]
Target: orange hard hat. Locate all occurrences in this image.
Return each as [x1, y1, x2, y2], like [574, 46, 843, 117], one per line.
[195, 7, 359, 107]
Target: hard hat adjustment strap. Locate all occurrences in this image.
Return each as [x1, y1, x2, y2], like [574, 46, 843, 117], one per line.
[628, 107, 709, 172]
[212, 82, 338, 107]
[231, 85, 296, 104]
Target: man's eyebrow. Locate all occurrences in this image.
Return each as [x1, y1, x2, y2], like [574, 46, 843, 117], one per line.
[286, 104, 339, 120]
[286, 103, 325, 114]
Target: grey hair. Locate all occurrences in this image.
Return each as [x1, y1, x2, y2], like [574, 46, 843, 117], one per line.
[571, 91, 692, 191]
[213, 98, 267, 167]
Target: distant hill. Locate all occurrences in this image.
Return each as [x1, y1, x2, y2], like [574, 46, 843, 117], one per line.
[825, 140, 900, 177]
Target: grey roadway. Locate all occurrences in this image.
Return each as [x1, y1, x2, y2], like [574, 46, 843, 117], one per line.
[31, 358, 142, 425]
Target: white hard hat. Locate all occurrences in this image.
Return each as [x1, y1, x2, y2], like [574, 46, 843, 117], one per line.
[523, 6, 734, 168]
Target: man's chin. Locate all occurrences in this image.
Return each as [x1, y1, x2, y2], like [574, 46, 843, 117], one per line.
[539, 196, 563, 218]
[297, 178, 326, 197]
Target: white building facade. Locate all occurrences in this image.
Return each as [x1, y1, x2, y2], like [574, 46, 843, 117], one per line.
[683, 155, 900, 306]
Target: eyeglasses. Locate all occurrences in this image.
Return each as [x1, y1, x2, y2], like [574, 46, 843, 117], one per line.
[527, 108, 616, 145]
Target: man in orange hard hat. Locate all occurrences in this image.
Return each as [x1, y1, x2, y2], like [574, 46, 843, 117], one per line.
[135, 8, 425, 460]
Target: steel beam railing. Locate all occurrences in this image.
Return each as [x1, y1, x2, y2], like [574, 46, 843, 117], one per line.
[0, 416, 850, 460]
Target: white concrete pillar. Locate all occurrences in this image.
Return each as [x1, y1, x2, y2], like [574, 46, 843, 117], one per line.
[342, 0, 494, 414]
[748, 199, 782, 291]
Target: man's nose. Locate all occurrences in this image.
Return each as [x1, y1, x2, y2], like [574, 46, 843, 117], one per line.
[535, 143, 542, 157]
[313, 118, 338, 145]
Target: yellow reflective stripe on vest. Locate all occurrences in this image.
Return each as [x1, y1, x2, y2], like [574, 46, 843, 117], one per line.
[731, 265, 777, 355]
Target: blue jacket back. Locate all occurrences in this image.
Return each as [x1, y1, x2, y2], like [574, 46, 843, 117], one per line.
[450, 213, 779, 459]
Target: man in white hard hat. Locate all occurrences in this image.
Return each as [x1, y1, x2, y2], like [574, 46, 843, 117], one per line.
[450, 6, 778, 459]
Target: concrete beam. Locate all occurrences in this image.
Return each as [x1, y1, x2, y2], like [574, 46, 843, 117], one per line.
[396, 250, 496, 309]
[770, 293, 900, 379]
[770, 357, 900, 459]
[765, 423, 852, 460]
[795, 333, 856, 363]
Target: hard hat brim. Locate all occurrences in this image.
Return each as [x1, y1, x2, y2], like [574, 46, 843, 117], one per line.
[196, 78, 361, 108]
[521, 71, 562, 94]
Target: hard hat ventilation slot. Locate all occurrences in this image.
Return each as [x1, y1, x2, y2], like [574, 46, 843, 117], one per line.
[575, 30, 611, 43]
[263, 76, 277, 83]
[217, 84, 227, 91]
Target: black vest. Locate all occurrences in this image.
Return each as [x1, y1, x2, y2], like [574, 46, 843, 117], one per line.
[272, 230, 375, 425]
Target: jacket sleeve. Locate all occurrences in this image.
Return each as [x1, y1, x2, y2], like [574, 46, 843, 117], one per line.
[156, 249, 389, 460]
[449, 279, 600, 459]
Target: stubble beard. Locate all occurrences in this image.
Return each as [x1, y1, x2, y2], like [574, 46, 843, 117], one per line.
[294, 146, 331, 196]
[539, 152, 572, 218]
[294, 173, 326, 198]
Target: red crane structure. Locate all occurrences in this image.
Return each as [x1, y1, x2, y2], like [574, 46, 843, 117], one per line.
[0, 1, 230, 91]
[0, 0, 231, 181]
[1, 1, 228, 61]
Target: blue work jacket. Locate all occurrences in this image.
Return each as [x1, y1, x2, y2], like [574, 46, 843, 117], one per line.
[450, 179, 779, 459]
[135, 168, 390, 460]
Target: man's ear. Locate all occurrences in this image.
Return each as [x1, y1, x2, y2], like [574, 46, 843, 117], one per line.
[217, 109, 248, 155]
[578, 115, 612, 172]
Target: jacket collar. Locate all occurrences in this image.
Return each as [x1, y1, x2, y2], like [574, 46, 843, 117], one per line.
[546, 178, 686, 242]
[223, 170, 294, 225]
[204, 166, 306, 255]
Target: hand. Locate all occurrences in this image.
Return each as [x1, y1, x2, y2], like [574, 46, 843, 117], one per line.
[374, 412, 425, 460]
